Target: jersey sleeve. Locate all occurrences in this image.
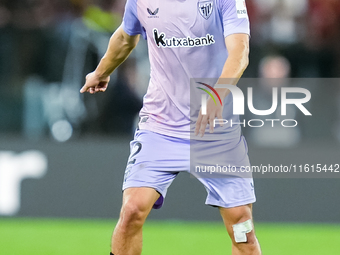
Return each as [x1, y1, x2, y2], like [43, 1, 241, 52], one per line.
[122, 0, 147, 39]
[218, 0, 250, 38]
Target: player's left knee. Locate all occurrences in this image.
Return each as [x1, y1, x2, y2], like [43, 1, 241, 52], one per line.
[230, 218, 261, 254]
[233, 231, 259, 254]
[232, 219, 256, 245]
[244, 231, 257, 246]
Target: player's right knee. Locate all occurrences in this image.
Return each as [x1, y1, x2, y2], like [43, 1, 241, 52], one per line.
[120, 202, 148, 228]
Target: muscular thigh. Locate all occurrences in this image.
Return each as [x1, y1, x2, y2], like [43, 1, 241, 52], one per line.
[122, 187, 160, 215]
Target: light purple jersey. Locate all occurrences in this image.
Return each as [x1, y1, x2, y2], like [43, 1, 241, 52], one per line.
[122, 0, 250, 140]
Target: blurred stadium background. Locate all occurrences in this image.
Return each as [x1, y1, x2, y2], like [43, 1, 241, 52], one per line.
[0, 0, 339, 254]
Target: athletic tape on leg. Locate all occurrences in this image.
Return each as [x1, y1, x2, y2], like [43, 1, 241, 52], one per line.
[232, 219, 253, 243]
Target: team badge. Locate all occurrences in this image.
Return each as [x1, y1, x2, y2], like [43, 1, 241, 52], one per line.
[198, 0, 213, 20]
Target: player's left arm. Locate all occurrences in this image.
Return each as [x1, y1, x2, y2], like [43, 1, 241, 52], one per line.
[219, 33, 249, 86]
[195, 33, 249, 137]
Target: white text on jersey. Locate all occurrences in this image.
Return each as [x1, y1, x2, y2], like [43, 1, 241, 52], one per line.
[153, 29, 215, 48]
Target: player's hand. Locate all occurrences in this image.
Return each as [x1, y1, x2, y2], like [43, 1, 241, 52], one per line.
[80, 71, 110, 94]
[195, 96, 223, 137]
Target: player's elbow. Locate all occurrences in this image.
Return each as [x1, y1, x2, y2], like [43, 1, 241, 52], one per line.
[119, 27, 140, 50]
[233, 51, 249, 75]
[112, 26, 140, 50]
[240, 44, 249, 72]
[226, 34, 249, 73]
[242, 54, 249, 73]
[229, 44, 249, 74]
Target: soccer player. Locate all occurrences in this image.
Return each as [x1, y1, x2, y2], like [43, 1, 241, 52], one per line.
[80, 0, 262, 254]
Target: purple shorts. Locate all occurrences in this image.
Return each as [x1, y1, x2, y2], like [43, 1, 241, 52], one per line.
[122, 129, 256, 209]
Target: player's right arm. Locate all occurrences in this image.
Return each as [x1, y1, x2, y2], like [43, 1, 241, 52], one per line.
[80, 26, 140, 94]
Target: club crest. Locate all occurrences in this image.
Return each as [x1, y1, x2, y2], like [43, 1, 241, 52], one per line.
[198, 0, 213, 20]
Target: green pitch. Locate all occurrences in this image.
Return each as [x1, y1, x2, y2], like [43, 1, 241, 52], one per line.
[0, 218, 339, 254]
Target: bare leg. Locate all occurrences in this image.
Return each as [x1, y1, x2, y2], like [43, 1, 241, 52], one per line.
[220, 204, 262, 255]
[111, 187, 160, 255]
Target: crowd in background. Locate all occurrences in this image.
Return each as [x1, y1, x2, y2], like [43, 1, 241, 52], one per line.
[0, 0, 339, 144]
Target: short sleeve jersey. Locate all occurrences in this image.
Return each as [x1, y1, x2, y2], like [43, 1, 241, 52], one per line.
[122, 0, 250, 140]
